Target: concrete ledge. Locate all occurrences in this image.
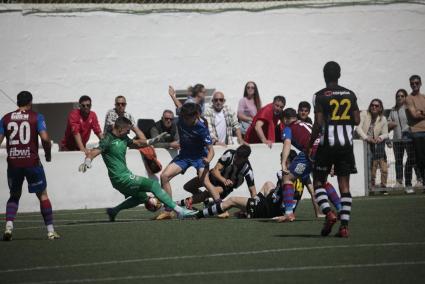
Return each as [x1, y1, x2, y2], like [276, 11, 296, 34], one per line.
[0, 141, 366, 212]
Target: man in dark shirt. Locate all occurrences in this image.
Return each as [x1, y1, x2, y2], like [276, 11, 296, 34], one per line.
[150, 110, 179, 150]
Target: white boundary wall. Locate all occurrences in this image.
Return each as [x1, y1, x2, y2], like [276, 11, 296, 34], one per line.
[0, 141, 366, 213]
[0, 3, 425, 122]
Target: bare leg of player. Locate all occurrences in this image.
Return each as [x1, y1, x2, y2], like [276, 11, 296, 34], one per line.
[306, 183, 325, 218]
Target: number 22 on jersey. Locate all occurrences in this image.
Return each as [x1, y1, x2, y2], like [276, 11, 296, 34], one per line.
[329, 98, 351, 121]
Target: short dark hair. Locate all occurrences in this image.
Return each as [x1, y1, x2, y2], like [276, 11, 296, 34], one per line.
[115, 95, 126, 102]
[288, 149, 297, 163]
[17, 91, 33, 107]
[273, 95, 286, 105]
[323, 61, 341, 84]
[409, 75, 422, 83]
[180, 102, 199, 118]
[114, 116, 132, 129]
[235, 145, 251, 159]
[298, 101, 311, 111]
[79, 95, 92, 104]
[281, 149, 298, 163]
[282, 108, 297, 119]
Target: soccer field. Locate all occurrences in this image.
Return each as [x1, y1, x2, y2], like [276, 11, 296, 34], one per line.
[1, 194, 425, 284]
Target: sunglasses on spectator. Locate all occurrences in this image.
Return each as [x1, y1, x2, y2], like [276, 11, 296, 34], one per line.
[163, 117, 173, 121]
[410, 81, 421, 86]
[80, 103, 91, 108]
[115, 102, 127, 106]
[213, 98, 224, 102]
[370, 104, 380, 108]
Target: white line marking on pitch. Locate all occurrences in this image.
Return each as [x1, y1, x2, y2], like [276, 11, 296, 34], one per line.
[11, 218, 143, 223]
[17, 260, 425, 284]
[1, 242, 424, 274]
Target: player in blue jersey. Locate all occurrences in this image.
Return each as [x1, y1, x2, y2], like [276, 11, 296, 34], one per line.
[273, 108, 321, 222]
[157, 103, 218, 219]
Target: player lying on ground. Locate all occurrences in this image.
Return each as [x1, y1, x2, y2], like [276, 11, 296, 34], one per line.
[178, 145, 257, 214]
[197, 150, 300, 219]
[78, 116, 197, 220]
[0, 91, 60, 241]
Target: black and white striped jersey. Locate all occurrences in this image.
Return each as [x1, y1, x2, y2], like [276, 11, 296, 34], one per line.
[215, 149, 255, 188]
[313, 85, 359, 148]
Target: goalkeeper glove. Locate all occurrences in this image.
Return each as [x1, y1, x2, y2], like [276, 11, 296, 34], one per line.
[78, 158, 92, 173]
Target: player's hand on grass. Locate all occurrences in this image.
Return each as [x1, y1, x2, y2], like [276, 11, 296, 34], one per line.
[78, 158, 92, 173]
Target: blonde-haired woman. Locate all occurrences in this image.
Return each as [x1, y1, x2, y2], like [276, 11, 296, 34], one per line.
[356, 99, 389, 194]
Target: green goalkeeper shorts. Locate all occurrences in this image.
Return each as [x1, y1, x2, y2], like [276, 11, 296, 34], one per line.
[113, 174, 154, 201]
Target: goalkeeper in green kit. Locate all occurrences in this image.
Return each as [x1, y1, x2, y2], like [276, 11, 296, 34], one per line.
[78, 116, 198, 220]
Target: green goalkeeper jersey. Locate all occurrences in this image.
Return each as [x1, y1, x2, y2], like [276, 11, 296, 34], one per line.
[98, 132, 134, 185]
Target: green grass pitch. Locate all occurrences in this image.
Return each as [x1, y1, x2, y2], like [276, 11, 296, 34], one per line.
[1, 194, 425, 284]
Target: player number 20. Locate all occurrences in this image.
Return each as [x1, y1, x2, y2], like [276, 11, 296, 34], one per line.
[329, 99, 351, 121]
[7, 121, 30, 145]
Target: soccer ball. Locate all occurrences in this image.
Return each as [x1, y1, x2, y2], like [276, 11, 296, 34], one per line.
[144, 197, 162, 212]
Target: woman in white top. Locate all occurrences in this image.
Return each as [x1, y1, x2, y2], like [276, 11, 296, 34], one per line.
[356, 99, 389, 192]
[388, 89, 417, 192]
[237, 81, 262, 135]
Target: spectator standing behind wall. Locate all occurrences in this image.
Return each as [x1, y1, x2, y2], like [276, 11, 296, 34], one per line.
[60, 95, 103, 154]
[237, 81, 262, 136]
[204, 91, 245, 146]
[168, 84, 207, 115]
[104, 96, 143, 137]
[388, 89, 417, 194]
[150, 110, 180, 150]
[297, 101, 313, 124]
[244, 96, 286, 148]
[356, 99, 389, 194]
[405, 75, 425, 192]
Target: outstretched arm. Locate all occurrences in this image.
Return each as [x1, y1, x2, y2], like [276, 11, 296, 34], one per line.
[255, 120, 272, 148]
[79, 148, 102, 173]
[168, 86, 182, 109]
[248, 185, 257, 198]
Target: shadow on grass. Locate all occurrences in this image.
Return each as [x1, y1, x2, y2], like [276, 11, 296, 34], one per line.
[2, 236, 45, 241]
[273, 234, 322, 238]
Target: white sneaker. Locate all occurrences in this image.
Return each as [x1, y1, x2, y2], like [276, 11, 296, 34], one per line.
[47, 231, 60, 240]
[405, 187, 415, 194]
[3, 229, 12, 241]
